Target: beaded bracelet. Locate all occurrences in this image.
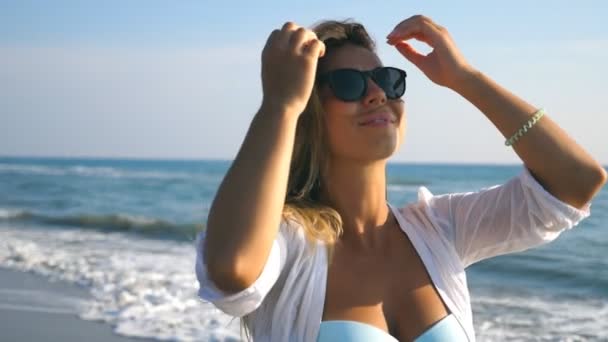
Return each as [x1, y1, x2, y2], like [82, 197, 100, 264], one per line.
[505, 108, 545, 146]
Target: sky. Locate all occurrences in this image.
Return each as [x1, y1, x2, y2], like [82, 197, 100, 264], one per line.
[1, 1, 607, 165]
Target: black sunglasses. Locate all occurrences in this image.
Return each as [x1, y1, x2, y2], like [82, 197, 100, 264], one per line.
[317, 66, 407, 102]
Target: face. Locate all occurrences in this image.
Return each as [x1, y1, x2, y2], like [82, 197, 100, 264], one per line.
[318, 44, 406, 163]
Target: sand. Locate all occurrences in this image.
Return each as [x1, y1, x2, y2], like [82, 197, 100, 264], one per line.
[0, 267, 154, 342]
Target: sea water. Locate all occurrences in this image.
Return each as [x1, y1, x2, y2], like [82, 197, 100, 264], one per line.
[1, 157, 606, 341]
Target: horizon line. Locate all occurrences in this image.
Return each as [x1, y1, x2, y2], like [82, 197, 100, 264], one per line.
[0, 153, 547, 168]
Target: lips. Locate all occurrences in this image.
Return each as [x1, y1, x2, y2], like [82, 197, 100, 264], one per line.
[358, 112, 396, 126]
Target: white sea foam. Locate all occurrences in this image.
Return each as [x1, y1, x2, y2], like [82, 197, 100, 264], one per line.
[472, 290, 608, 341]
[0, 224, 241, 341]
[0, 164, 65, 176]
[0, 208, 27, 219]
[0, 163, 199, 180]
[113, 213, 165, 226]
[387, 184, 420, 192]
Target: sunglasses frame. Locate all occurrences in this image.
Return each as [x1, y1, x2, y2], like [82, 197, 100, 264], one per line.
[317, 66, 407, 102]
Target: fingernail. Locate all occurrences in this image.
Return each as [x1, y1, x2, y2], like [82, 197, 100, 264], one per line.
[387, 30, 396, 38]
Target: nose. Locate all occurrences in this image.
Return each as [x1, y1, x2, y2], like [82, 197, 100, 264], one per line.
[362, 77, 387, 106]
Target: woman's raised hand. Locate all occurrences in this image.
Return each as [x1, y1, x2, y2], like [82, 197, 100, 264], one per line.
[387, 15, 475, 90]
[261, 22, 326, 117]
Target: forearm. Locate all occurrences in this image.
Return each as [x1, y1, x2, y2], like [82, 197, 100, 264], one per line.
[452, 69, 607, 209]
[204, 105, 299, 292]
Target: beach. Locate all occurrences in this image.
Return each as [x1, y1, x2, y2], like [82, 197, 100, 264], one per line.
[0, 267, 150, 342]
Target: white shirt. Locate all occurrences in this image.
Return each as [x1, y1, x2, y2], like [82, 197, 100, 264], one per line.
[195, 167, 591, 341]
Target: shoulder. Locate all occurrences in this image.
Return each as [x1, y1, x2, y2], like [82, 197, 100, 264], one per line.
[277, 217, 325, 261]
[391, 186, 446, 219]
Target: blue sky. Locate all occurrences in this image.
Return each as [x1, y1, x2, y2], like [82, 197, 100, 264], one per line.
[1, 1, 607, 164]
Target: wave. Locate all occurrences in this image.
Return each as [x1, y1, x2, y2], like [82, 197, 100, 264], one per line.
[0, 226, 241, 341]
[387, 184, 420, 192]
[0, 209, 203, 241]
[387, 177, 429, 186]
[0, 208, 30, 220]
[0, 163, 197, 180]
[472, 291, 608, 340]
[386, 177, 429, 193]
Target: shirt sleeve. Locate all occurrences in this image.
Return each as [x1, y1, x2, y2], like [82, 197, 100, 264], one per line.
[420, 167, 592, 268]
[194, 221, 290, 317]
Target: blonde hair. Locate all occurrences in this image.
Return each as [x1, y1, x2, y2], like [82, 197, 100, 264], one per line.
[240, 19, 377, 341]
[283, 18, 377, 257]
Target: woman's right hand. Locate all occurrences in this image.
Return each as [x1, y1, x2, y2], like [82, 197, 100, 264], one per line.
[261, 22, 326, 117]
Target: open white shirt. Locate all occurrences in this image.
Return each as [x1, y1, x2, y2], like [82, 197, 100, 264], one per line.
[195, 167, 591, 341]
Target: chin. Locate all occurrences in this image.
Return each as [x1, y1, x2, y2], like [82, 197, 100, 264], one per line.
[361, 142, 398, 161]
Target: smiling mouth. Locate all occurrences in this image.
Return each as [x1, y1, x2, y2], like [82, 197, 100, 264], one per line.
[357, 107, 397, 126]
[358, 116, 396, 126]
[360, 119, 391, 125]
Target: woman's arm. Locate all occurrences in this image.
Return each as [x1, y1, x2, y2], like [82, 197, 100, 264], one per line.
[204, 109, 298, 293]
[387, 15, 606, 209]
[204, 22, 325, 293]
[451, 70, 606, 209]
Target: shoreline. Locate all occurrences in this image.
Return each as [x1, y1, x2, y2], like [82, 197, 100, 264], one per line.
[0, 267, 153, 342]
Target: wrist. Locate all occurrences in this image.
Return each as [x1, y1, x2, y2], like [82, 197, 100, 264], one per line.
[449, 67, 484, 96]
[259, 100, 302, 124]
[260, 99, 302, 119]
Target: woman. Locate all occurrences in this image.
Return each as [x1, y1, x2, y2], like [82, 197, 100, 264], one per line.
[195, 15, 606, 341]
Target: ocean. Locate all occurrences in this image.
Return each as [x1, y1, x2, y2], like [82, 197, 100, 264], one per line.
[0, 156, 606, 341]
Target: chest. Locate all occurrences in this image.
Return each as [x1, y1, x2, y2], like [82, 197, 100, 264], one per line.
[321, 229, 450, 341]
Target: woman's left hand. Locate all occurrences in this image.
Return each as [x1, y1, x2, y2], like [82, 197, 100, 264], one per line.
[387, 15, 475, 90]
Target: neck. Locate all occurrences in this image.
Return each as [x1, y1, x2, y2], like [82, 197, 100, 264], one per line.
[319, 157, 392, 249]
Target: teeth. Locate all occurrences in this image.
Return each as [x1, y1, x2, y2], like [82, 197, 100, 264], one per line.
[370, 119, 387, 123]
[360, 117, 390, 125]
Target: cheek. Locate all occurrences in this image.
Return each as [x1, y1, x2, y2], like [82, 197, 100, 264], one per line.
[322, 95, 360, 126]
[399, 116, 406, 142]
[322, 98, 361, 152]
[392, 100, 406, 132]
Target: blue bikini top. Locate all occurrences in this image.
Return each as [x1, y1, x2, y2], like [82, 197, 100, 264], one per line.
[317, 313, 468, 341]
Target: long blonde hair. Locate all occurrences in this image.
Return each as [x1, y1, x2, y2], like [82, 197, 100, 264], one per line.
[240, 19, 377, 341]
[283, 18, 377, 256]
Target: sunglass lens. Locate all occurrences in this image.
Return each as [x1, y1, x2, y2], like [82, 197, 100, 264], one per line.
[330, 69, 365, 101]
[375, 68, 405, 99]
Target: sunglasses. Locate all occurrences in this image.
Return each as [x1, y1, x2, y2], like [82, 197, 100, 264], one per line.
[317, 66, 407, 102]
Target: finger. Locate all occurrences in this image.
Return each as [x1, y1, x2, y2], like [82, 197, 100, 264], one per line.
[277, 21, 300, 47]
[387, 15, 436, 38]
[387, 31, 433, 47]
[289, 27, 312, 52]
[387, 15, 443, 47]
[303, 39, 325, 58]
[265, 29, 281, 47]
[281, 21, 298, 32]
[387, 26, 441, 49]
[394, 41, 425, 67]
[317, 39, 326, 58]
